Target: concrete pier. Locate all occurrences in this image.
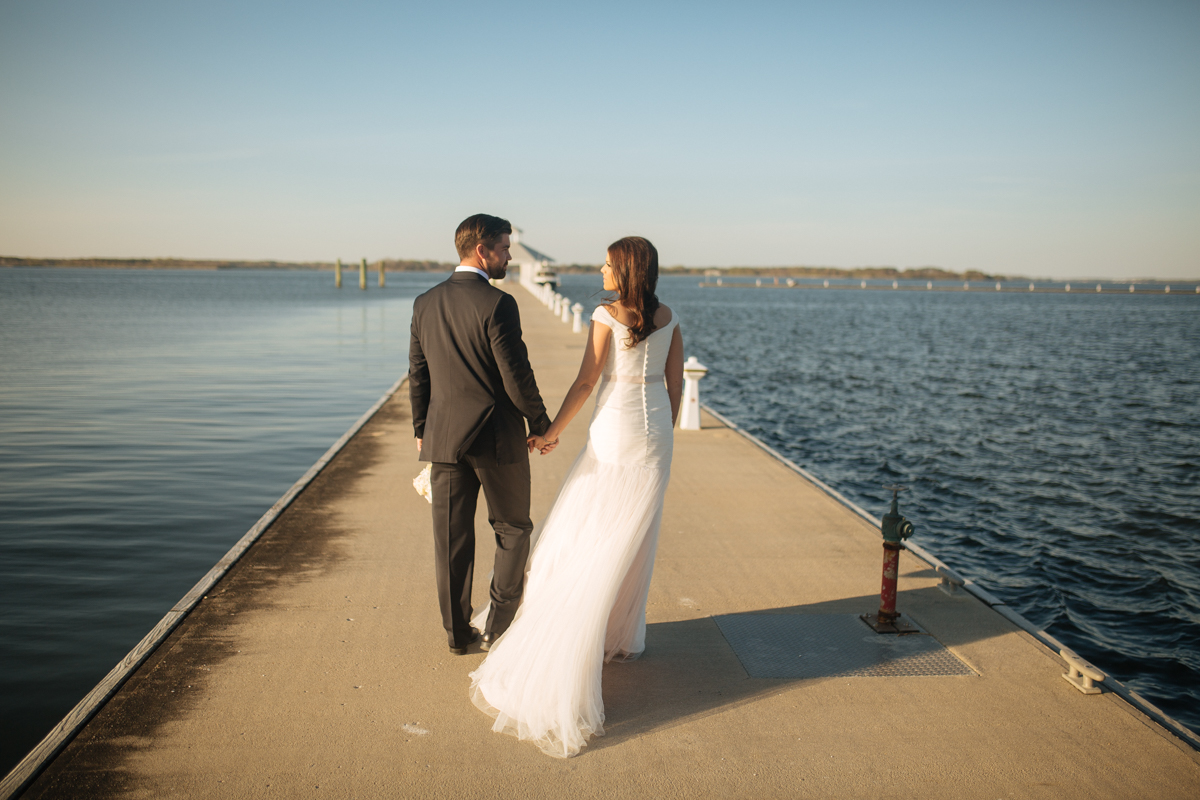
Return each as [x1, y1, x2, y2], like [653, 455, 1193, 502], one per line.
[8, 285, 1200, 799]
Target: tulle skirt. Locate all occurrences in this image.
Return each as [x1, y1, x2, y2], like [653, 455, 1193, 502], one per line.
[468, 444, 670, 758]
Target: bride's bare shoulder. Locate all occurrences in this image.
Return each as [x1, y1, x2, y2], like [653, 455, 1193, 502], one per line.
[653, 304, 673, 327]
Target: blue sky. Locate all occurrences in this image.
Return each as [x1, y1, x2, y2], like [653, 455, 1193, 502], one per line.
[1, 1, 1197, 278]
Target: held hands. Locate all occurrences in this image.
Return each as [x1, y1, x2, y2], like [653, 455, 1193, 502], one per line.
[423, 434, 557, 456]
[527, 434, 559, 455]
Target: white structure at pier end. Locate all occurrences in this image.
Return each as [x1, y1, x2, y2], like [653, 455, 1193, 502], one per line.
[508, 227, 557, 290]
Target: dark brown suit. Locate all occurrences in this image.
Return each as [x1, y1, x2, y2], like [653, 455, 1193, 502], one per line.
[409, 270, 550, 647]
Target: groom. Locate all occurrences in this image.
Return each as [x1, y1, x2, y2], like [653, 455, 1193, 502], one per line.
[409, 213, 552, 655]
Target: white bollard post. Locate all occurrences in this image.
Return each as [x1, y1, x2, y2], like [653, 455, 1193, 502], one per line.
[561, 297, 571, 323]
[554, 293, 562, 315]
[572, 302, 584, 333]
[680, 356, 709, 431]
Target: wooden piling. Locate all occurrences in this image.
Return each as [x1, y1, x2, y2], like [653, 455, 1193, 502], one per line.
[359, 258, 367, 290]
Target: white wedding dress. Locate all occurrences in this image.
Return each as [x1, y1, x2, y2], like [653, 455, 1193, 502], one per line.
[468, 304, 679, 758]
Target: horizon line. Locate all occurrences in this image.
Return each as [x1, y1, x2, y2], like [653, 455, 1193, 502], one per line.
[1, 256, 1197, 285]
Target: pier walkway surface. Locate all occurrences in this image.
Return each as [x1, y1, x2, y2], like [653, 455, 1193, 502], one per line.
[11, 285, 1200, 799]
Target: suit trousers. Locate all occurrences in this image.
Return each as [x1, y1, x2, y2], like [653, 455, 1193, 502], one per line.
[430, 457, 532, 647]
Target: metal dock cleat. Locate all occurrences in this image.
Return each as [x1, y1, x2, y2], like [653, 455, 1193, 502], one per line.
[1060, 648, 1105, 694]
[936, 564, 966, 596]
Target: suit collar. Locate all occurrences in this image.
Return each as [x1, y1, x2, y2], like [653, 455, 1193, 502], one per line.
[454, 265, 490, 280]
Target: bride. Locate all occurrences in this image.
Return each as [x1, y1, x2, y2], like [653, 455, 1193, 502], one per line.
[468, 236, 685, 758]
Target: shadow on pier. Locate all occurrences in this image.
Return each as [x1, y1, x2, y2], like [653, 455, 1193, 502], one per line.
[597, 589, 988, 752]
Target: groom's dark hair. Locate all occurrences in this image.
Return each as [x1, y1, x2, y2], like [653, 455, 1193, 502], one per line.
[456, 214, 512, 260]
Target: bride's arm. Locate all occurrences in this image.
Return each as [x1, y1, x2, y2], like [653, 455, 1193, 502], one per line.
[542, 320, 613, 446]
[666, 326, 685, 425]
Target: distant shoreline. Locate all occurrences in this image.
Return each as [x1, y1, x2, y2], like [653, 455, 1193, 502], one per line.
[2, 256, 1193, 284]
[0, 257, 451, 272]
[7, 260, 1003, 281]
[0, 256, 1011, 281]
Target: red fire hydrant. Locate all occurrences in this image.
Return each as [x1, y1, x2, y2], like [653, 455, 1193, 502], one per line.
[862, 485, 918, 633]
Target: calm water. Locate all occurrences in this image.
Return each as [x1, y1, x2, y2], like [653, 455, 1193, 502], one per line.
[2, 269, 1198, 774]
[0, 268, 439, 772]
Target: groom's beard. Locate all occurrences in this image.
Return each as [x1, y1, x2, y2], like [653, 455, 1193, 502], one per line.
[485, 263, 508, 280]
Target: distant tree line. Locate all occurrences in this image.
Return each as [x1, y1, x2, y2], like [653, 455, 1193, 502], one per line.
[557, 263, 1006, 281]
[0, 256, 455, 271]
[1, 256, 1034, 282]
[6, 256, 1190, 283]
[376, 259, 456, 271]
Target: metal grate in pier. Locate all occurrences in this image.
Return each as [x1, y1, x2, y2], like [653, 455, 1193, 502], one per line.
[713, 613, 975, 679]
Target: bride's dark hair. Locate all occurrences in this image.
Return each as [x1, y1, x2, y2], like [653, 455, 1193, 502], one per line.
[605, 236, 660, 347]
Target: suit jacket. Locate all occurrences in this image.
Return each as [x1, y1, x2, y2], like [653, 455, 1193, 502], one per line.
[409, 271, 551, 466]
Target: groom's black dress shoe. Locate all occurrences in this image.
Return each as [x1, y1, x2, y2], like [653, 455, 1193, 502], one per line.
[449, 630, 479, 656]
[480, 631, 499, 651]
